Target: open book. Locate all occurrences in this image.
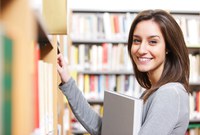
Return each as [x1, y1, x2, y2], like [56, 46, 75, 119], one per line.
[101, 90, 143, 135]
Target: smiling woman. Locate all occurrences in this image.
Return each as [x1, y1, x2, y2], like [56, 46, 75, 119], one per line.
[131, 20, 166, 84]
[127, 9, 190, 134]
[128, 9, 190, 100]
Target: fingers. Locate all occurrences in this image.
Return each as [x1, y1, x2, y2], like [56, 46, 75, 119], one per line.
[57, 53, 68, 72]
[57, 53, 71, 83]
[58, 53, 64, 61]
[57, 53, 64, 67]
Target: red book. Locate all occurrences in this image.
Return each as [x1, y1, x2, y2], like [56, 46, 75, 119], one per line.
[34, 43, 40, 128]
[196, 91, 199, 112]
[90, 75, 95, 93]
[102, 43, 108, 70]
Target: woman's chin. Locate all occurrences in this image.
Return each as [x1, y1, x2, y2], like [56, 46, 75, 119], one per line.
[137, 68, 149, 73]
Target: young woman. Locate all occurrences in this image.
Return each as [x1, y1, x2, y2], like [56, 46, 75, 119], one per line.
[57, 9, 190, 135]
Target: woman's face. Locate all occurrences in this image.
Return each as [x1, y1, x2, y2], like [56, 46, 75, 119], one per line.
[131, 20, 166, 83]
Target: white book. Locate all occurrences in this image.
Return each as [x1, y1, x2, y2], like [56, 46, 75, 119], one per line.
[189, 93, 195, 119]
[43, 62, 48, 134]
[109, 75, 116, 91]
[187, 18, 199, 45]
[102, 90, 143, 135]
[97, 46, 103, 70]
[103, 12, 112, 39]
[71, 14, 80, 39]
[118, 14, 125, 38]
[90, 45, 98, 71]
[189, 54, 199, 82]
[63, 35, 68, 64]
[90, 14, 98, 39]
[78, 44, 85, 70]
[180, 17, 187, 42]
[79, 16, 85, 39]
[111, 46, 117, 70]
[47, 63, 53, 132]
[38, 60, 45, 135]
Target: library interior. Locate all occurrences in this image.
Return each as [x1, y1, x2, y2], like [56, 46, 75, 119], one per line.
[1, 0, 200, 135]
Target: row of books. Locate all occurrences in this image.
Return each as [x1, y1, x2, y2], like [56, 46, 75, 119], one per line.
[70, 73, 143, 100]
[0, 25, 55, 135]
[70, 12, 136, 40]
[69, 43, 200, 83]
[69, 43, 132, 71]
[32, 44, 54, 135]
[175, 15, 200, 46]
[70, 12, 200, 46]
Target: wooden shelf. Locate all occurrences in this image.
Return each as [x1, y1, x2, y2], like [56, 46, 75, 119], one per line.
[72, 9, 200, 15]
[75, 70, 134, 75]
[189, 82, 200, 86]
[36, 18, 52, 46]
[71, 129, 88, 134]
[190, 119, 200, 123]
[71, 38, 127, 44]
[187, 45, 200, 49]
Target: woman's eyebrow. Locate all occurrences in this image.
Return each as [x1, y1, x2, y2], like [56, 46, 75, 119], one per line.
[149, 35, 160, 39]
[133, 35, 160, 39]
[133, 35, 140, 38]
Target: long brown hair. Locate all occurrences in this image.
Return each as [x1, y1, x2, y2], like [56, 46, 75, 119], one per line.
[128, 9, 190, 101]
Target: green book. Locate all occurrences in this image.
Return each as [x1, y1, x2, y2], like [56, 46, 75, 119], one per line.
[0, 28, 3, 135]
[188, 123, 200, 129]
[1, 32, 13, 135]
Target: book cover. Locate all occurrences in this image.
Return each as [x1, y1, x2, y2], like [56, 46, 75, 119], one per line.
[102, 90, 143, 135]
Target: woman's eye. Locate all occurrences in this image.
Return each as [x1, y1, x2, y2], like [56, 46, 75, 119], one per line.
[132, 39, 141, 44]
[149, 40, 157, 45]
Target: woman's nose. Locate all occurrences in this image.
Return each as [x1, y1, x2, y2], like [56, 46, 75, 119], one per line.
[138, 42, 148, 54]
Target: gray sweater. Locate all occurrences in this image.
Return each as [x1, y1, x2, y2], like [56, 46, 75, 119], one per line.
[59, 78, 189, 135]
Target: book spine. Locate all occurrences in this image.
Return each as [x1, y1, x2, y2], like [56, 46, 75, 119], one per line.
[0, 30, 3, 135]
[2, 35, 13, 135]
[34, 43, 40, 130]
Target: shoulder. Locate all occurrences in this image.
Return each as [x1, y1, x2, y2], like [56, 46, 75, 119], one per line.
[154, 82, 188, 101]
[158, 82, 187, 94]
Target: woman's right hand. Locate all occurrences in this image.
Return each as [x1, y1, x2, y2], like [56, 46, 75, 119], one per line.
[57, 53, 71, 83]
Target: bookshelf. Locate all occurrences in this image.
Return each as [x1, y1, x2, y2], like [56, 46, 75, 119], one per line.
[65, 7, 200, 134]
[0, 0, 67, 135]
[0, 0, 37, 134]
[66, 9, 140, 135]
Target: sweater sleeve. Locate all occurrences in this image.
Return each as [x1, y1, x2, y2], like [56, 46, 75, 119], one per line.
[138, 85, 188, 135]
[59, 78, 102, 135]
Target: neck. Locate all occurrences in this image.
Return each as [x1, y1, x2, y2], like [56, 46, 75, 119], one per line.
[148, 72, 161, 86]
